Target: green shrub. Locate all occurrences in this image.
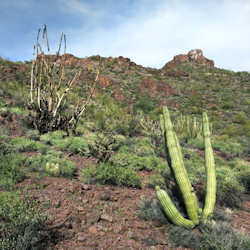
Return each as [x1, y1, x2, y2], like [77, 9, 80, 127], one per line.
[0, 191, 46, 250]
[167, 223, 250, 250]
[39, 130, 67, 145]
[10, 137, 39, 152]
[25, 151, 76, 178]
[216, 171, 244, 208]
[139, 196, 168, 223]
[82, 163, 142, 188]
[213, 140, 244, 158]
[0, 135, 14, 155]
[109, 152, 166, 171]
[0, 154, 26, 190]
[118, 137, 155, 157]
[40, 131, 90, 156]
[146, 174, 166, 189]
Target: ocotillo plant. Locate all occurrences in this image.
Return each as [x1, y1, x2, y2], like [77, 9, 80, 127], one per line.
[28, 25, 99, 134]
[156, 106, 216, 228]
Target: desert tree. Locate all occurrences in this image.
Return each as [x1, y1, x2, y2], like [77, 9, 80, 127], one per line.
[28, 25, 99, 134]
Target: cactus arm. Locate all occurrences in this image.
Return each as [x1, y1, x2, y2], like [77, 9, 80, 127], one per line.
[155, 186, 194, 228]
[202, 112, 216, 223]
[162, 106, 199, 224]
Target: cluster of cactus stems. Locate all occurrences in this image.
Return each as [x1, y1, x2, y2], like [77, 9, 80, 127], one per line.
[174, 114, 203, 139]
[156, 106, 216, 228]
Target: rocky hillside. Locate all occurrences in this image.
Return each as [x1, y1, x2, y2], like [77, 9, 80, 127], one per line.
[1, 49, 250, 138]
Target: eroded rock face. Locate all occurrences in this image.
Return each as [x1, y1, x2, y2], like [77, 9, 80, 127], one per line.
[162, 49, 214, 69]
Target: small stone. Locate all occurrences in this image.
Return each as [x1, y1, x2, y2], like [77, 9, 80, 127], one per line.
[100, 214, 113, 222]
[100, 191, 111, 201]
[77, 232, 87, 242]
[87, 212, 101, 225]
[81, 184, 91, 190]
[88, 226, 98, 234]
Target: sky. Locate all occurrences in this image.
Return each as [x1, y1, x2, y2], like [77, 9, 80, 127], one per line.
[0, 0, 250, 71]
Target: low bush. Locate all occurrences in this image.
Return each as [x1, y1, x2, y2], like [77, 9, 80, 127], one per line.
[0, 153, 26, 190]
[109, 152, 166, 171]
[10, 137, 39, 152]
[216, 168, 244, 208]
[25, 150, 76, 178]
[82, 163, 142, 188]
[167, 223, 250, 250]
[40, 131, 90, 156]
[0, 191, 46, 250]
[139, 196, 168, 224]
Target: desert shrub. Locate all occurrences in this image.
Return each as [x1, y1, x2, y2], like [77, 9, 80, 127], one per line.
[0, 135, 14, 155]
[0, 191, 46, 250]
[24, 150, 76, 177]
[186, 137, 204, 150]
[139, 196, 168, 224]
[183, 148, 205, 185]
[118, 137, 155, 157]
[39, 130, 67, 145]
[0, 154, 26, 190]
[230, 159, 250, 192]
[40, 131, 90, 156]
[109, 152, 166, 172]
[0, 106, 27, 115]
[146, 173, 166, 189]
[82, 163, 141, 188]
[10, 137, 39, 152]
[213, 140, 244, 158]
[167, 223, 250, 250]
[216, 168, 244, 208]
[25, 129, 40, 141]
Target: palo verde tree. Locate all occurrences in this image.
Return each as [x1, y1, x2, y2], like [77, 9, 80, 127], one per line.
[28, 25, 99, 134]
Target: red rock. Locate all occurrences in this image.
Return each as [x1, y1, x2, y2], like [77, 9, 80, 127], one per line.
[162, 49, 214, 69]
[88, 225, 98, 234]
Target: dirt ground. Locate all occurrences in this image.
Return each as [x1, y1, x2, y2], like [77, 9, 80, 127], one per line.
[14, 155, 250, 250]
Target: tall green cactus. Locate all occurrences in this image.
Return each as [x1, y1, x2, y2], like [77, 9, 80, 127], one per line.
[156, 106, 216, 227]
[202, 112, 216, 223]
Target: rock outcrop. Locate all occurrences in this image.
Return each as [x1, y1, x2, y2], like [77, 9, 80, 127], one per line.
[162, 49, 214, 70]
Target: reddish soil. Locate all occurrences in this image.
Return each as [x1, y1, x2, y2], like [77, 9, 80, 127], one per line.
[13, 153, 250, 250]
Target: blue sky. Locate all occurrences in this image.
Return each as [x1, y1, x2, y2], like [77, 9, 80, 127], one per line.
[1, 0, 250, 71]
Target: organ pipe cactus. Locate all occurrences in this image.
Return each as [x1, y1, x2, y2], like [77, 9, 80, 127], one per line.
[202, 112, 216, 223]
[156, 106, 216, 227]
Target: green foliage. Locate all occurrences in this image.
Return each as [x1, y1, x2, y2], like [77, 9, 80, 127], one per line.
[167, 223, 250, 250]
[216, 167, 244, 208]
[86, 95, 140, 136]
[10, 137, 39, 152]
[0, 106, 27, 115]
[118, 137, 155, 157]
[174, 114, 203, 140]
[213, 140, 244, 158]
[146, 173, 166, 188]
[110, 152, 166, 171]
[134, 94, 158, 113]
[25, 150, 76, 178]
[138, 196, 168, 224]
[40, 131, 90, 156]
[0, 154, 26, 190]
[81, 163, 142, 188]
[0, 191, 46, 250]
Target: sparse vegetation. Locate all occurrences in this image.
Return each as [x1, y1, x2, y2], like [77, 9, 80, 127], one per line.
[0, 38, 250, 249]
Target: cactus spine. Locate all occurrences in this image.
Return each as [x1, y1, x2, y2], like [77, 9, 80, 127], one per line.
[202, 112, 216, 223]
[156, 106, 216, 227]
